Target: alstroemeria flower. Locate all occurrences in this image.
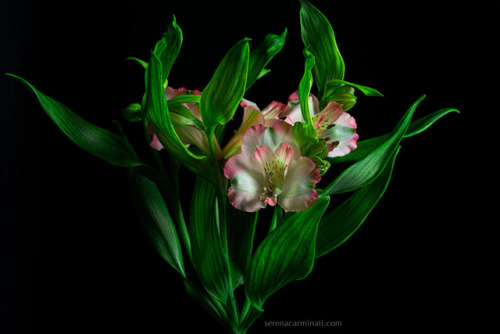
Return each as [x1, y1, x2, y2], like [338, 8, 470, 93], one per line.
[224, 121, 320, 213]
[222, 98, 285, 159]
[150, 87, 221, 157]
[280, 91, 359, 158]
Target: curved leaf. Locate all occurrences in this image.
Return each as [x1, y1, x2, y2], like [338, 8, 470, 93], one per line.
[326, 79, 384, 97]
[300, 0, 345, 101]
[144, 52, 209, 176]
[332, 107, 460, 164]
[321, 95, 425, 196]
[245, 196, 330, 310]
[316, 147, 400, 258]
[153, 15, 183, 85]
[189, 177, 230, 303]
[247, 29, 287, 90]
[8, 74, 142, 167]
[129, 168, 185, 276]
[298, 48, 315, 125]
[200, 38, 250, 135]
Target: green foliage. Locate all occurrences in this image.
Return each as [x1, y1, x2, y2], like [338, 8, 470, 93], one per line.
[300, 0, 345, 102]
[332, 107, 460, 164]
[200, 38, 250, 137]
[7, 74, 142, 167]
[153, 15, 183, 85]
[316, 147, 400, 257]
[143, 51, 209, 177]
[245, 196, 330, 310]
[189, 177, 231, 303]
[247, 29, 287, 90]
[129, 168, 185, 275]
[322, 95, 425, 196]
[298, 48, 316, 125]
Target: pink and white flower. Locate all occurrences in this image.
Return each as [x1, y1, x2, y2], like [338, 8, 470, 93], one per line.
[222, 98, 286, 159]
[280, 91, 359, 158]
[224, 121, 321, 213]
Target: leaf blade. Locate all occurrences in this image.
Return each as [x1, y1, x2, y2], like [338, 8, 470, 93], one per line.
[316, 147, 400, 258]
[8, 74, 142, 167]
[300, 0, 345, 101]
[128, 168, 185, 275]
[245, 196, 330, 310]
[247, 29, 287, 90]
[189, 177, 230, 302]
[200, 38, 250, 134]
[321, 95, 425, 196]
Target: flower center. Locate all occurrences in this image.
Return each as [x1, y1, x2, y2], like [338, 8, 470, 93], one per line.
[312, 113, 336, 134]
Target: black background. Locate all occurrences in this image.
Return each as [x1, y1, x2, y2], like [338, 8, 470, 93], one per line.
[1, 0, 494, 333]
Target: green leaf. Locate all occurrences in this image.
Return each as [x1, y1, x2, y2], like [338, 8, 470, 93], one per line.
[298, 48, 315, 125]
[125, 57, 148, 69]
[326, 79, 384, 97]
[245, 196, 330, 310]
[405, 107, 460, 137]
[189, 177, 230, 302]
[200, 38, 250, 136]
[227, 206, 258, 289]
[120, 103, 142, 122]
[321, 95, 425, 196]
[331, 107, 460, 164]
[300, 0, 345, 101]
[315, 147, 400, 258]
[7, 73, 142, 167]
[128, 168, 185, 276]
[144, 51, 209, 176]
[247, 29, 287, 90]
[153, 15, 183, 85]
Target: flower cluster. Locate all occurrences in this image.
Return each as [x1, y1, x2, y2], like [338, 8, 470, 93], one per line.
[151, 87, 359, 212]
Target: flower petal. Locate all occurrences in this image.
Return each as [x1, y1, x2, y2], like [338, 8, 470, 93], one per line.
[165, 86, 188, 100]
[281, 92, 320, 125]
[225, 153, 267, 212]
[241, 124, 283, 154]
[320, 111, 359, 158]
[150, 133, 164, 151]
[271, 121, 302, 160]
[279, 157, 321, 212]
[261, 101, 285, 126]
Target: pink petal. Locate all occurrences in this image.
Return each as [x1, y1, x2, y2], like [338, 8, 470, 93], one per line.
[150, 133, 164, 151]
[271, 121, 301, 160]
[321, 111, 359, 158]
[278, 157, 321, 212]
[280, 93, 320, 125]
[240, 124, 284, 155]
[261, 101, 285, 126]
[240, 98, 260, 111]
[164, 86, 187, 100]
[224, 153, 267, 212]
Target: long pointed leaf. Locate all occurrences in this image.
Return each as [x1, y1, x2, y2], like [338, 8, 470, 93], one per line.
[321, 95, 425, 196]
[316, 147, 400, 258]
[300, 0, 345, 101]
[200, 38, 250, 135]
[153, 15, 183, 84]
[144, 52, 209, 177]
[8, 74, 142, 167]
[128, 168, 185, 275]
[189, 177, 230, 303]
[332, 107, 460, 164]
[298, 48, 315, 125]
[247, 29, 287, 90]
[245, 196, 330, 310]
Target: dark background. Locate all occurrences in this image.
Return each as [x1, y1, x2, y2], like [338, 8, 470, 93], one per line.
[1, 0, 493, 333]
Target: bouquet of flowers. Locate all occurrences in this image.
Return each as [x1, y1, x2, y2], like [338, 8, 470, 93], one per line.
[8, 1, 458, 333]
